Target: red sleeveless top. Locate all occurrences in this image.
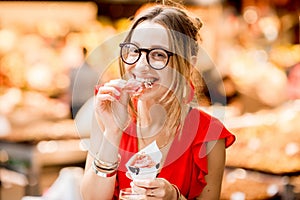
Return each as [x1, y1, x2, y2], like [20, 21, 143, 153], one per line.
[113, 108, 235, 199]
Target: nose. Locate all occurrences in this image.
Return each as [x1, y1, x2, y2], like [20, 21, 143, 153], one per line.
[135, 52, 150, 71]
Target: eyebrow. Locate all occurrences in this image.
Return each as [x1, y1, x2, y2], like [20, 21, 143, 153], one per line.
[129, 41, 170, 51]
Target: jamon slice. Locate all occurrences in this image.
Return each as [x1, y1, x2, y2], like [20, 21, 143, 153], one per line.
[94, 78, 154, 98]
[130, 152, 156, 168]
[126, 141, 162, 179]
[128, 152, 159, 175]
[126, 79, 154, 97]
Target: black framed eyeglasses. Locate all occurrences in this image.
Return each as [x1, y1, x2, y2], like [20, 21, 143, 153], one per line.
[119, 42, 173, 70]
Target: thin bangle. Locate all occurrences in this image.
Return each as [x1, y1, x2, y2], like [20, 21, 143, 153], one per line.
[172, 184, 183, 200]
[92, 159, 118, 178]
[95, 154, 121, 169]
[92, 154, 121, 178]
[94, 158, 119, 170]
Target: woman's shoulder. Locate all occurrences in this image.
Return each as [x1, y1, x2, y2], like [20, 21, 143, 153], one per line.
[188, 106, 217, 123]
[188, 106, 236, 147]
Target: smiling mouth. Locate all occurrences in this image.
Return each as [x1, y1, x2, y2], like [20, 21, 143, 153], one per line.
[135, 77, 157, 89]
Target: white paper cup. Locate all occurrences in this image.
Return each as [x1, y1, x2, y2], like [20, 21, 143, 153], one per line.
[126, 141, 162, 181]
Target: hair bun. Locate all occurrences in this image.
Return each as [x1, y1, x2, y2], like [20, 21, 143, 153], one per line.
[195, 17, 203, 30]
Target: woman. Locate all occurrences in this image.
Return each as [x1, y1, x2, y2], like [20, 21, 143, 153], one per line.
[80, 3, 235, 200]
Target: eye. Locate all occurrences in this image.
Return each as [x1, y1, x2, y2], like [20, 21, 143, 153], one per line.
[132, 48, 139, 54]
[150, 50, 168, 60]
[128, 45, 139, 55]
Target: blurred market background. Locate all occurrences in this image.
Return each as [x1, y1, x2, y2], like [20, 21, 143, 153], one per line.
[0, 0, 299, 199]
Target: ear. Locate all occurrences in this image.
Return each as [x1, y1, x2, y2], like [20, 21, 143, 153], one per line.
[189, 55, 197, 78]
[190, 55, 197, 67]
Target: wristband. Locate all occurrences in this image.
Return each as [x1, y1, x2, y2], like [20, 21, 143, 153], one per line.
[92, 159, 118, 178]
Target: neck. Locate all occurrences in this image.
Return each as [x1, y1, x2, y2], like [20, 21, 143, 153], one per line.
[137, 100, 166, 128]
[136, 100, 189, 150]
[136, 100, 169, 148]
[137, 126, 176, 150]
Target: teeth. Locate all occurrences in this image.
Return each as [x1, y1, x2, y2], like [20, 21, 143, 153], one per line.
[144, 81, 153, 88]
[135, 77, 155, 84]
[135, 77, 155, 89]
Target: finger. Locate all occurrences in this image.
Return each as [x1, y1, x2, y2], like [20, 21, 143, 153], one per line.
[144, 179, 169, 197]
[146, 188, 156, 197]
[145, 187, 166, 198]
[97, 86, 121, 97]
[130, 182, 146, 194]
[133, 179, 168, 199]
[156, 178, 168, 188]
[124, 78, 143, 91]
[133, 179, 158, 189]
[95, 94, 116, 102]
[132, 179, 151, 188]
[109, 79, 127, 86]
[106, 79, 127, 90]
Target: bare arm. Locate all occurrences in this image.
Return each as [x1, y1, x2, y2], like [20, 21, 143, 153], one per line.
[80, 125, 122, 200]
[197, 139, 226, 200]
[80, 153, 116, 200]
[80, 109, 122, 200]
[80, 79, 132, 200]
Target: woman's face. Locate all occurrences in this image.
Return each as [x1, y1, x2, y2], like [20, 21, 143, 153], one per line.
[124, 21, 175, 100]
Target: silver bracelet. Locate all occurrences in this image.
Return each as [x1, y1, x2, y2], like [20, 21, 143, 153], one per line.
[92, 155, 121, 178]
[95, 154, 121, 169]
[94, 158, 119, 170]
[92, 160, 118, 178]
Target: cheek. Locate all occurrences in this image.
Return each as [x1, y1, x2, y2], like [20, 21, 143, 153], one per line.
[159, 68, 175, 88]
[125, 64, 135, 72]
[120, 64, 135, 79]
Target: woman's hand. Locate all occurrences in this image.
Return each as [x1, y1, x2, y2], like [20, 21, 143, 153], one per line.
[94, 79, 141, 133]
[131, 178, 178, 200]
